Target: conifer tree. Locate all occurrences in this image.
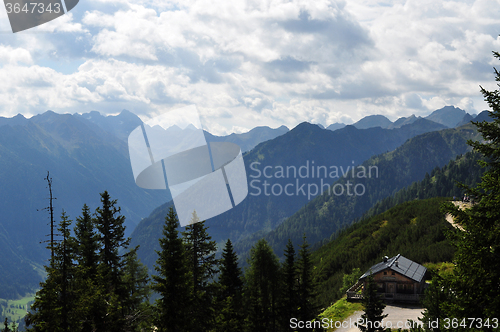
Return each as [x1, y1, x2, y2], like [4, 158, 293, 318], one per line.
[3, 318, 10, 332]
[72, 204, 103, 332]
[216, 239, 244, 332]
[94, 191, 131, 332]
[419, 272, 450, 332]
[27, 192, 150, 332]
[296, 235, 316, 331]
[443, 50, 500, 326]
[244, 239, 282, 332]
[74, 204, 99, 279]
[55, 211, 75, 332]
[25, 266, 59, 331]
[152, 207, 192, 332]
[95, 191, 130, 291]
[282, 239, 298, 331]
[121, 249, 151, 331]
[26, 211, 76, 332]
[356, 274, 388, 332]
[182, 212, 218, 331]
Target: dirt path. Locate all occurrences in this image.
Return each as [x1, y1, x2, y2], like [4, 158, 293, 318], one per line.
[444, 201, 471, 231]
[333, 304, 424, 331]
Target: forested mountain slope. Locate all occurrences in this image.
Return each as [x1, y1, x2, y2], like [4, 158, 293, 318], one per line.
[234, 123, 482, 264]
[131, 119, 447, 272]
[0, 112, 166, 299]
[311, 197, 455, 308]
[310, 150, 486, 307]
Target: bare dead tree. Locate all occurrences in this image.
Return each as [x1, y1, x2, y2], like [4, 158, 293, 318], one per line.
[39, 171, 57, 263]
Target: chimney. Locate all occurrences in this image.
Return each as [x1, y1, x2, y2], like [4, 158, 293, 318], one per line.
[395, 261, 399, 267]
[383, 256, 388, 263]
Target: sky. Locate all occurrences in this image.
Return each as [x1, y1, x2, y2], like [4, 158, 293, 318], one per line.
[0, 0, 499, 135]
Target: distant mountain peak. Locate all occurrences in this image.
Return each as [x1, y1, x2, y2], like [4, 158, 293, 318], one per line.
[203, 124, 289, 152]
[166, 124, 182, 132]
[472, 110, 494, 123]
[73, 109, 143, 142]
[326, 122, 346, 131]
[353, 114, 392, 129]
[119, 109, 135, 116]
[0, 113, 29, 127]
[388, 114, 421, 129]
[294, 121, 323, 131]
[116, 109, 141, 121]
[425, 106, 467, 128]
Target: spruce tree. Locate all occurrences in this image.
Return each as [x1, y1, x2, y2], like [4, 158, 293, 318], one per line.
[95, 191, 130, 291]
[121, 249, 151, 331]
[282, 239, 298, 331]
[27, 192, 150, 332]
[244, 239, 282, 332]
[94, 192, 152, 332]
[296, 235, 316, 331]
[94, 191, 131, 332]
[182, 211, 219, 332]
[3, 318, 10, 332]
[419, 272, 451, 332]
[216, 239, 244, 332]
[25, 211, 76, 332]
[25, 266, 59, 331]
[74, 204, 99, 279]
[55, 211, 75, 332]
[152, 207, 192, 332]
[356, 274, 388, 332]
[72, 204, 102, 332]
[443, 50, 500, 327]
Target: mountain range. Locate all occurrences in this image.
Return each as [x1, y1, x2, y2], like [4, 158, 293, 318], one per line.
[129, 115, 475, 272]
[231, 122, 482, 265]
[0, 105, 490, 300]
[326, 105, 477, 131]
[0, 111, 167, 298]
[204, 125, 289, 152]
[0, 110, 291, 299]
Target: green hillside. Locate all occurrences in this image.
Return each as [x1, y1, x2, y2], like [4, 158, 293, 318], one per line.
[131, 119, 446, 272]
[234, 123, 482, 263]
[311, 197, 455, 308]
[365, 150, 486, 218]
[309, 149, 487, 308]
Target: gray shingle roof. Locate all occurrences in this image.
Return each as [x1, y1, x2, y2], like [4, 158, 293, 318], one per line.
[359, 254, 427, 283]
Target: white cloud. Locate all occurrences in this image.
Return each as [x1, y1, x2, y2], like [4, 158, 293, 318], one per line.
[0, 0, 499, 131]
[0, 46, 33, 65]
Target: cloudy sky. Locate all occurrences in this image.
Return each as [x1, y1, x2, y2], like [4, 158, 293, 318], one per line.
[1, 0, 499, 135]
